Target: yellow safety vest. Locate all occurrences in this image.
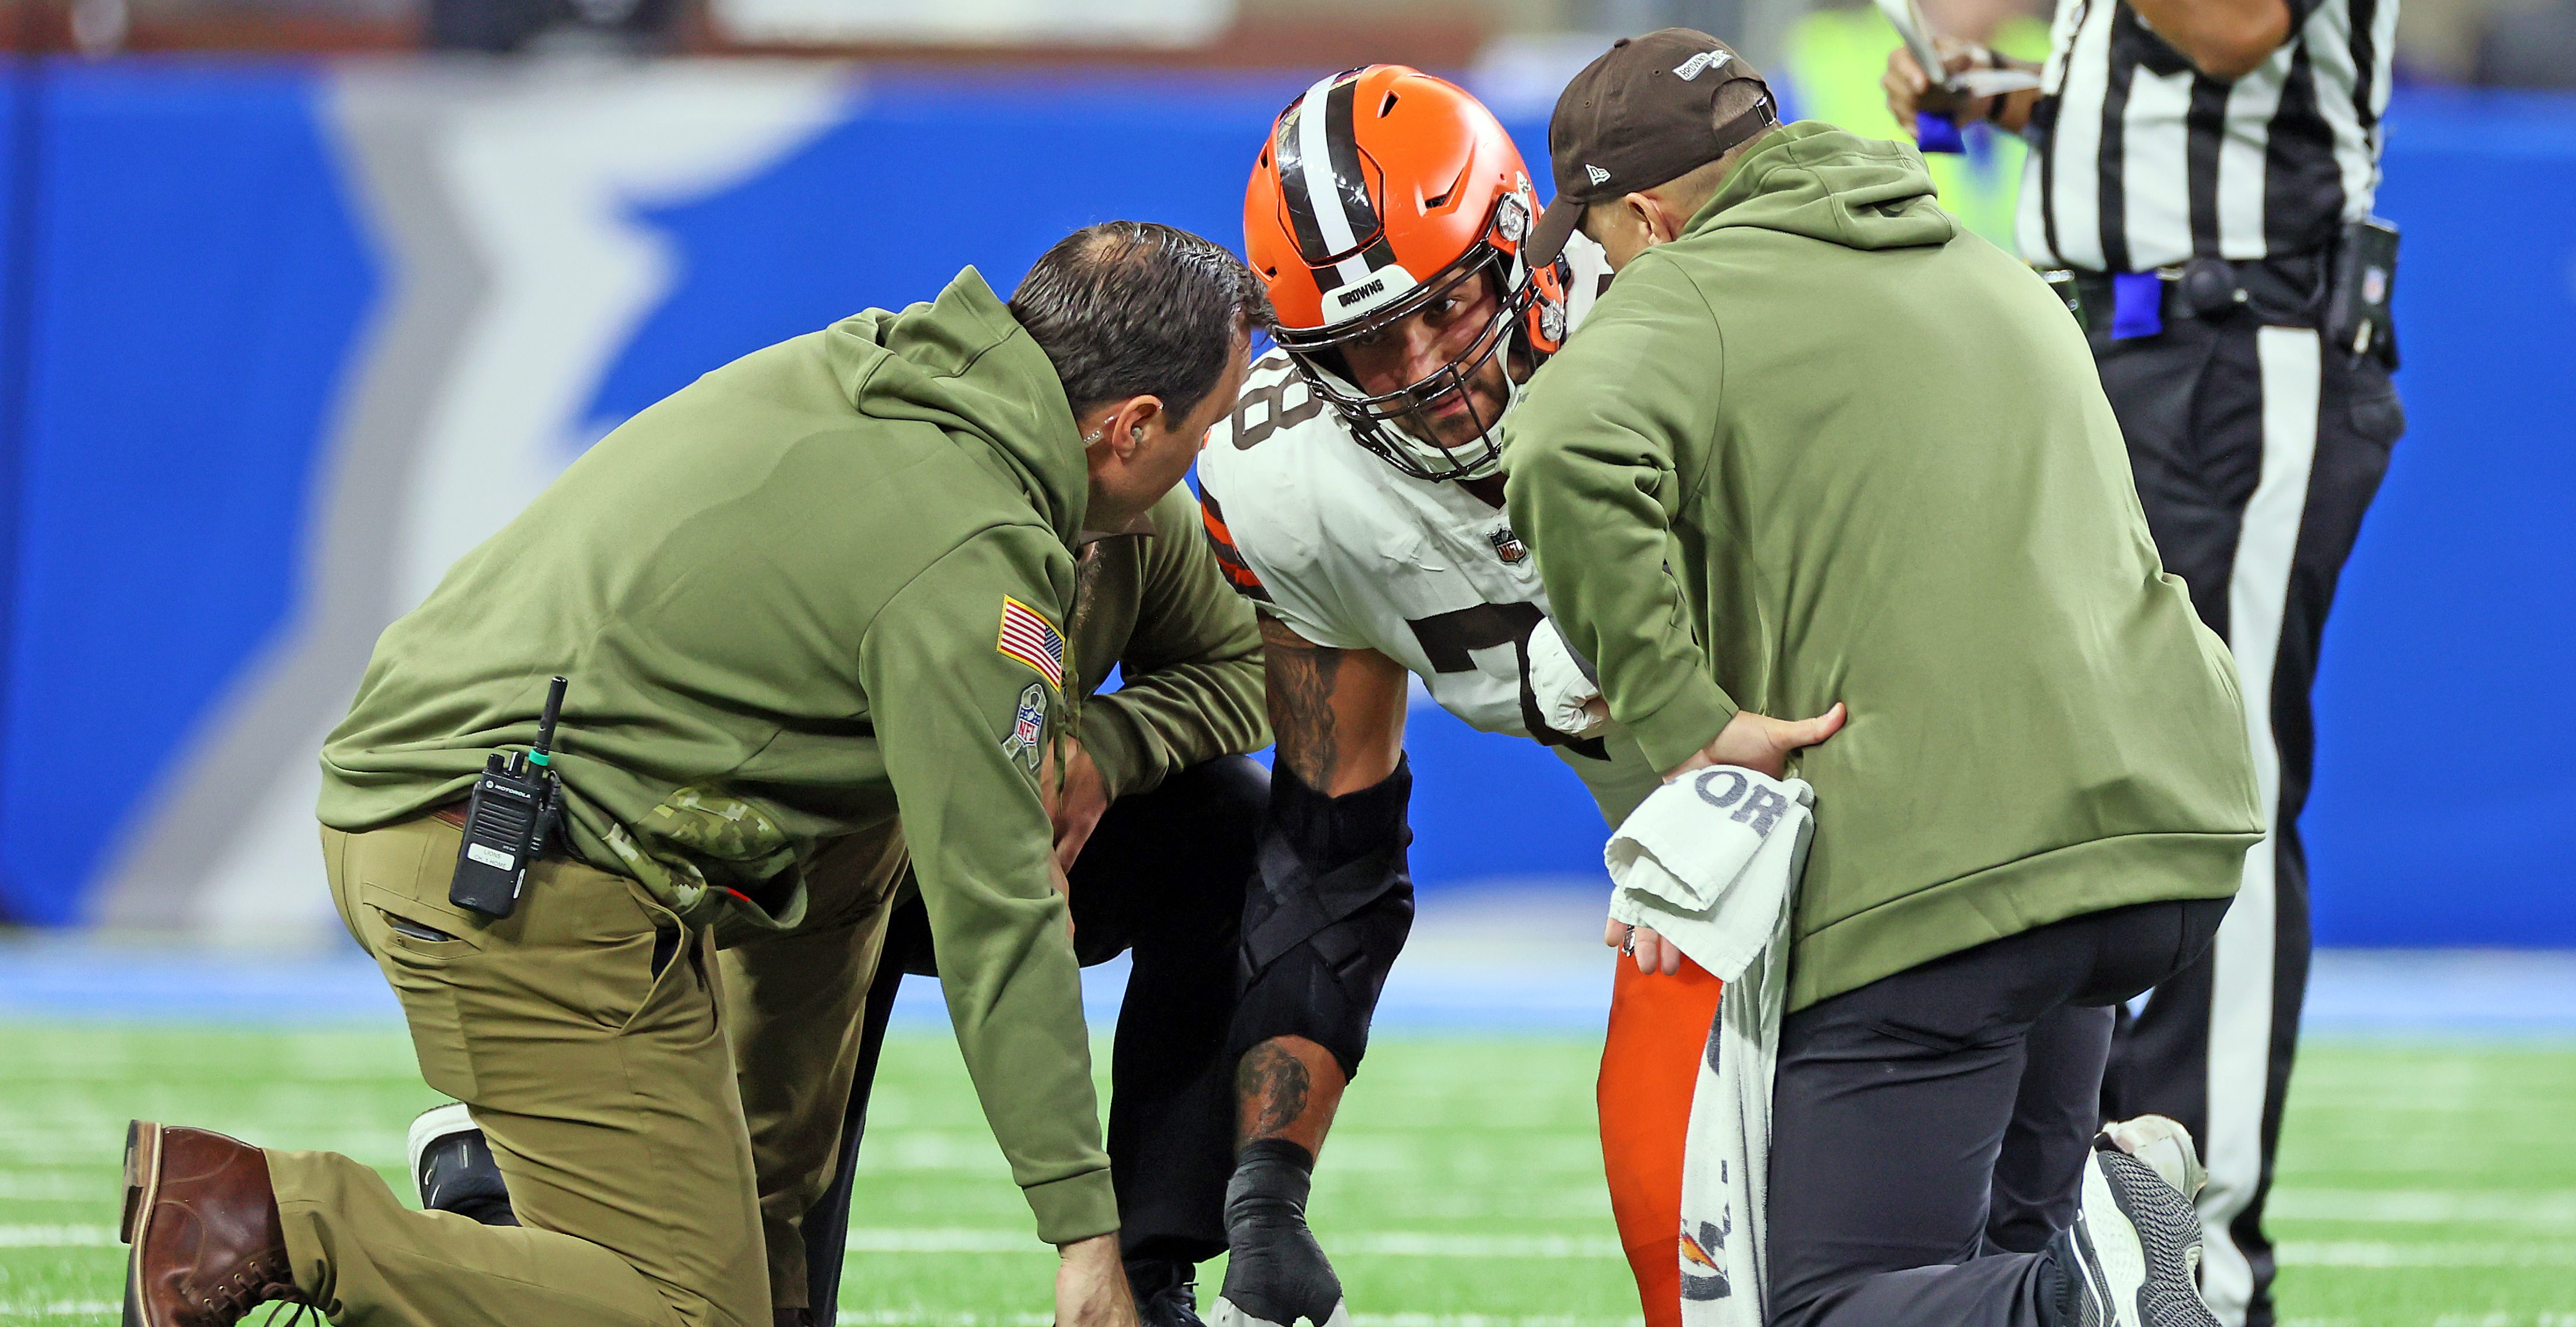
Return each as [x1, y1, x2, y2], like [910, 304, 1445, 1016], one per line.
[1779, 7, 2051, 249]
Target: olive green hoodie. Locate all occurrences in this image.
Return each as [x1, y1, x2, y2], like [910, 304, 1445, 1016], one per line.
[1503, 125, 2264, 1011]
[320, 268, 1137, 1242]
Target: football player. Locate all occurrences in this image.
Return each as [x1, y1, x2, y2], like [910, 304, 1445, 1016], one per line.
[1198, 64, 1773, 1327]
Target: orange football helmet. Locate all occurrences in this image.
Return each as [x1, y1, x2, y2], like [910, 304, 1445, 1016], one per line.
[1245, 65, 1572, 481]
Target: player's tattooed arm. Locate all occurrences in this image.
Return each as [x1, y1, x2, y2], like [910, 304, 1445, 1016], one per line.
[1258, 613, 1409, 796]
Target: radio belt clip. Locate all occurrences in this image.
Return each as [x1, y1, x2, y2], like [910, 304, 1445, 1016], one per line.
[449, 675, 569, 919]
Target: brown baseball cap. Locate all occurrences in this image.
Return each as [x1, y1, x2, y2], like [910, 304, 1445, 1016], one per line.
[1526, 28, 1778, 266]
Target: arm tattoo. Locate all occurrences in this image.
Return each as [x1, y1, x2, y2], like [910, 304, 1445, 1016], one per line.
[1236, 1040, 1314, 1141]
[1261, 614, 1344, 789]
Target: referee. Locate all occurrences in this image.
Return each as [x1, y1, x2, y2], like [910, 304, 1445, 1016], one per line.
[1889, 2, 2405, 1324]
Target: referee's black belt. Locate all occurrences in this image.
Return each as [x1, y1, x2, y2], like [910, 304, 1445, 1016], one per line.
[2068, 251, 2327, 345]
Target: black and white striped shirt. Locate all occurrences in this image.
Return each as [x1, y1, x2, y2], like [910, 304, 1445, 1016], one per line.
[2016, 0, 2399, 272]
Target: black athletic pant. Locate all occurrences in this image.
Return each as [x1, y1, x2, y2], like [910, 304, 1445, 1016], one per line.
[1766, 899, 2230, 1327]
[802, 755, 1264, 1317]
[1069, 754, 1265, 1263]
[2092, 298, 2402, 1327]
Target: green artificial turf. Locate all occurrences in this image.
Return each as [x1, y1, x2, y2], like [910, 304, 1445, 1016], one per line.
[2, 1025, 2571, 1326]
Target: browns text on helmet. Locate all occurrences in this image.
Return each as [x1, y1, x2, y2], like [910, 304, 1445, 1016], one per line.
[1243, 65, 1574, 482]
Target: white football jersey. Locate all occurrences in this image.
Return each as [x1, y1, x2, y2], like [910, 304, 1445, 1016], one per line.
[1199, 236, 1662, 821]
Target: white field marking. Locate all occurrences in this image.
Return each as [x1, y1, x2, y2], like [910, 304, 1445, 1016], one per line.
[0, 1225, 118, 1247]
[1349, 1318, 1640, 1327]
[818, 1315, 1637, 1327]
[2267, 1189, 2576, 1226]
[0, 1173, 95, 1200]
[852, 1131, 1657, 1180]
[839, 1229, 1622, 1259]
[0, 1301, 121, 1318]
[2274, 1241, 2576, 1268]
[1338, 1232, 1621, 1258]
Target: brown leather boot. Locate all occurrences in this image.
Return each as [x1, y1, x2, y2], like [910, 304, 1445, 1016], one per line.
[120, 1121, 311, 1327]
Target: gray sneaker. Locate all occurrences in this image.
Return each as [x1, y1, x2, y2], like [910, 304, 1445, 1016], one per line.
[2101, 1115, 2207, 1202]
[407, 1102, 518, 1227]
[2052, 1121, 2216, 1327]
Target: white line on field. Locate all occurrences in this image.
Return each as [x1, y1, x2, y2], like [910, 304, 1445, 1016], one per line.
[0, 1301, 120, 1318]
[2275, 1241, 2576, 1267]
[0, 1225, 117, 1248]
[2267, 1189, 2576, 1226]
[840, 1229, 1623, 1259]
[839, 1228, 2576, 1268]
[822, 1315, 1639, 1327]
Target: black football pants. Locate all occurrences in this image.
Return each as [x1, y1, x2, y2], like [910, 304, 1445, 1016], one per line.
[1069, 753, 1265, 1264]
[800, 756, 1264, 1318]
[2093, 308, 2401, 1327]
[1766, 898, 2229, 1327]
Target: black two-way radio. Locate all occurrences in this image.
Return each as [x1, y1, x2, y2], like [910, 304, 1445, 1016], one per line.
[449, 675, 569, 919]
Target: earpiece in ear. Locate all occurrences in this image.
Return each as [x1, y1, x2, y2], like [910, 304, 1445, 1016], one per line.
[1131, 427, 1145, 443]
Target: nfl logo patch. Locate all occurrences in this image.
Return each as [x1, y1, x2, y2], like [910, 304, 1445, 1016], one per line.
[1000, 681, 1048, 770]
[1490, 527, 1529, 565]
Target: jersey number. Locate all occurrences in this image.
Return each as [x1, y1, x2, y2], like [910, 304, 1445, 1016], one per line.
[1231, 374, 1328, 449]
[1405, 603, 1608, 761]
[1406, 603, 1544, 673]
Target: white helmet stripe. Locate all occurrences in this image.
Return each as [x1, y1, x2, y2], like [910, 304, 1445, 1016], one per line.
[1294, 72, 1374, 287]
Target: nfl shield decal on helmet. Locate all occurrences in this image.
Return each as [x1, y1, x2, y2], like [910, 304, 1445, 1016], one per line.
[1000, 681, 1048, 770]
[1490, 526, 1529, 564]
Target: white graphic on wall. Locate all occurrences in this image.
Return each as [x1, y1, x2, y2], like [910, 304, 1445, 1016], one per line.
[152, 62, 853, 944]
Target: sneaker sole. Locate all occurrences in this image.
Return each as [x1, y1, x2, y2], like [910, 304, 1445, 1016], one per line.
[1210, 1296, 1351, 1327]
[2079, 1150, 2149, 1327]
[120, 1120, 165, 1327]
[2096, 1149, 2218, 1327]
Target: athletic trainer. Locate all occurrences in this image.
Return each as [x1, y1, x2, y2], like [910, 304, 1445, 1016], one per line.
[114, 222, 1262, 1327]
[406, 471, 1275, 1327]
[1507, 30, 2265, 1327]
[1889, 0, 2404, 1316]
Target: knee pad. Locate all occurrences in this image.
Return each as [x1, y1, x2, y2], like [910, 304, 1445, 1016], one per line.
[1228, 760, 1415, 1078]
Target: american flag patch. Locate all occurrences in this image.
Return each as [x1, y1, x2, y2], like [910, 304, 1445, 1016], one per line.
[995, 596, 1066, 690]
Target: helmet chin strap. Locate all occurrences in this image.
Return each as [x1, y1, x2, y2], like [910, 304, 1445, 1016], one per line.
[1432, 309, 1534, 483]
[1438, 235, 1549, 483]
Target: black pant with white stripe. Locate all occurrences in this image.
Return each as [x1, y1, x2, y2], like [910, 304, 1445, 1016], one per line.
[2092, 305, 2402, 1327]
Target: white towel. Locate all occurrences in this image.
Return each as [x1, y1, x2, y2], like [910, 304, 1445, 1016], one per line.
[1526, 618, 1612, 738]
[1604, 766, 1815, 1327]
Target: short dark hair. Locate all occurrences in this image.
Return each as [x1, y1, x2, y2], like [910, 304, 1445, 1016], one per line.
[1010, 221, 1273, 423]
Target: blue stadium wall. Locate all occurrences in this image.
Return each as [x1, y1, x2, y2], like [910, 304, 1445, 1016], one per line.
[0, 60, 2565, 946]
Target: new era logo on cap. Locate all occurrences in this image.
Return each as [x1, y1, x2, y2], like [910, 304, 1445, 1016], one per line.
[1584, 164, 1611, 185]
[1672, 49, 1731, 80]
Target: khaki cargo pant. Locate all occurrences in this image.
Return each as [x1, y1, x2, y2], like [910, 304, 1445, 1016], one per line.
[720, 830, 914, 1314]
[273, 814, 775, 1327]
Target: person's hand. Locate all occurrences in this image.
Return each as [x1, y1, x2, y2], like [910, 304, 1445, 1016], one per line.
[1606, 917, 1688, 976]
[1035, 741, 1107, 940]
[1051, 738, 1112, 874]
[1884, 38, 1997, 133]
[1661, 703, 1848, 783]
[1054, 1232, 1139, 1327]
